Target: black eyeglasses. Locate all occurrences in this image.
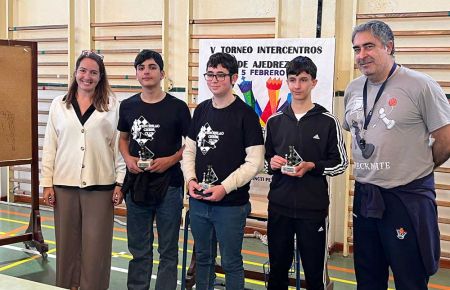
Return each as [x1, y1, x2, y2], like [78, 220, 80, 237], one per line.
[81, 50, 104, 60]
[203, 72, 232, 81]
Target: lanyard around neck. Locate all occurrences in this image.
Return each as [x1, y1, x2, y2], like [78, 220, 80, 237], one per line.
[362, 63, 397, 130]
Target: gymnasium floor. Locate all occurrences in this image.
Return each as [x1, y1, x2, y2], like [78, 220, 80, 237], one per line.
[0, 203, 449, 290]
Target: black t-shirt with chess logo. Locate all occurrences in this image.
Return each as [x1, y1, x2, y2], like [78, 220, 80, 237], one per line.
[188, 96, 264, 206]
[118, 93, 191, 187]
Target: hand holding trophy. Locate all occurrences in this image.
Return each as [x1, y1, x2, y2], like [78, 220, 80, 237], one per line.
[137, 144, 154, 170]
[281, 145, 303, 174]
[194, 165, 218, 197]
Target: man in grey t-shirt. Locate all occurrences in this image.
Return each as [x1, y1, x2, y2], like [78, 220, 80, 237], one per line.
[344, 20, 450, 290]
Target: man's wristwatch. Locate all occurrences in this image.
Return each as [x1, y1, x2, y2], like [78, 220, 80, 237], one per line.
[115, 182, 123, 187]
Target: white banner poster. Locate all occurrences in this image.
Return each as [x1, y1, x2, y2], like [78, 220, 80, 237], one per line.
[198, 38, 336, 197]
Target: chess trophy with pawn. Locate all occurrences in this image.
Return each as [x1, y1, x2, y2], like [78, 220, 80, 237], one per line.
[137, 144, 154, 170]
[194, 165, 218, 197]
[281, 145, 303, 174]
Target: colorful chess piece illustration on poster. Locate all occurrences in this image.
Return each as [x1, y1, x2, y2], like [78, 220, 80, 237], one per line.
[239, 77, 293, 126]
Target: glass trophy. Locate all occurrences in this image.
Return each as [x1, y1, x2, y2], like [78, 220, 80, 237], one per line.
[137, 144, 154, 170]
[281, 146, 303, 174]
[194, 165, 218, 197]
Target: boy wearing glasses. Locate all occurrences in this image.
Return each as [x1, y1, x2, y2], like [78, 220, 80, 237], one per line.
[118, 49, 191, 290]
[182, 52, 265, 290]
[265, 56, 348, 290]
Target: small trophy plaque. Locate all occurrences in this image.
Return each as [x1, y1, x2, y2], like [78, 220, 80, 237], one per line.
[194, 165, 218, 197]
[137, 144, 154, 170]
[281, 146, 303, 174]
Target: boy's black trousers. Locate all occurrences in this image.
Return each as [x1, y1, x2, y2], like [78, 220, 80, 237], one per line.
[267, 208, 328, 290]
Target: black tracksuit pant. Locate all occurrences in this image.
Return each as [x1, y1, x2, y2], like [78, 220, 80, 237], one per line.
[267, 208, 328, 290]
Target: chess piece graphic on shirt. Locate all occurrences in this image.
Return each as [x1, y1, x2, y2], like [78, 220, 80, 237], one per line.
[378, 107, 395, 129]
[194, 165, 218, 197]
[352, 120, 375, 159]
[137, 144, 154, 170]
[372, 98, 397, 129]
[281, 146, 303, 174]
[197, 123, 223, 155]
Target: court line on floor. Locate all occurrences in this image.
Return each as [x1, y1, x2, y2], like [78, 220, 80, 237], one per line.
[0, 217, 54, 230]
[2, 244, 368, 288]
[0, 225, 29, 238]
[0, 243, 394, 289]
[2, 208, 450, 290]
[328, 264, 355, 274]
[0, 216, 52, 239]
[3, 235, 448, 290]
[0, 220, 262, 271]
[1, 242, 411, 289]
[0, 213, 269, 260]
[1, 245, 265, 288]
[0, 209, 33, 218]
[0, 247, 57, 272]
[0, 215, 352, 277]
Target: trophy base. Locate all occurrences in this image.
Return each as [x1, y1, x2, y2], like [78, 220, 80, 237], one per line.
[137, 159, 152, 170]
[194, 183, 213, 197]
[193, 189, 212, 197]
[281, 165, 296, 174]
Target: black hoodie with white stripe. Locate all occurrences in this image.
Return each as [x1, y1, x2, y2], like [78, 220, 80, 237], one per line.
[265, 103, 348, 218]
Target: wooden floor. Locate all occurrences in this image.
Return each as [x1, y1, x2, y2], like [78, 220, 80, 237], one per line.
[1, 202, 450, 290]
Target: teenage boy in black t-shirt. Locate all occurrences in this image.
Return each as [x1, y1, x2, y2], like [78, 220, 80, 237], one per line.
[118, 50, 191, 290]
[265, 56, 348, 290]
[182, 52, 265, 290]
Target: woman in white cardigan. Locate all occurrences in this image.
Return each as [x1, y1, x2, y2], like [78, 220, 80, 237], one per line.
[41, 51, 125, 290]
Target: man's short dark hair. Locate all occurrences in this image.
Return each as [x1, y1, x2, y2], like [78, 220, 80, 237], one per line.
[206, 52, 238, 75]
[286, 56, 317, 79]
[134, 49, 164, 70]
